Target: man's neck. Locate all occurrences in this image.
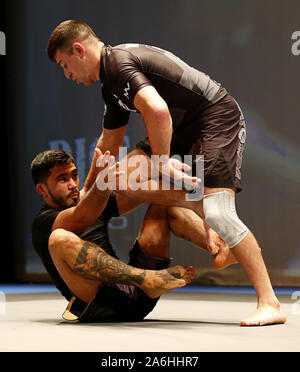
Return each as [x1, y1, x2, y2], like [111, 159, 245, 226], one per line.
[92, 41, 104, 82]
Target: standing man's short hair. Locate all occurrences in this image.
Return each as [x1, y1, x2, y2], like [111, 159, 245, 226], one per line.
[31, 149, 75, 185]
[47, 20, 99, 62]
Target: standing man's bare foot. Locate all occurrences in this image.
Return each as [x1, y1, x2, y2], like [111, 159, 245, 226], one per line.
[142, 265, 195, 298]
[240, 302, 287, 326]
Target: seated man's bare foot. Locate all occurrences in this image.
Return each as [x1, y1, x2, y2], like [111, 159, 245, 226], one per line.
[142, 265, 195, 298]
[240, 303, 287, 326]
[212, 237, 238, 269]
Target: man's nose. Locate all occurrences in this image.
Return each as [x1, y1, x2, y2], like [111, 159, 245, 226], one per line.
[68, 178, 78, 189]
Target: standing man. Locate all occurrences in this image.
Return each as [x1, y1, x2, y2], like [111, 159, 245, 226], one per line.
[46, 20, 286, 326]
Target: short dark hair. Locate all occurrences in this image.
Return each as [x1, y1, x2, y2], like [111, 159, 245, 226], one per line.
[31, 149, 75, 185]
[47, 19, 99, 62]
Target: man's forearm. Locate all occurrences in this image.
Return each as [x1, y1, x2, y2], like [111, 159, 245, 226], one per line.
[52, 184, 110, 234]
[146, 111, 173, 157]
[74, 184, 111, 226]
[134, 85, 173, 157]
[83, 126, 126, 194]
[82, 135, 105, 194]
[83, 151, 99, 194]
[116, 178, 190, 209]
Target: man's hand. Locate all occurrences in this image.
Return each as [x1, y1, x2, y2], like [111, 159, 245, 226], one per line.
[95, 149, 125, 191]
[80, 148, 111, 199]
[156, 156, 201, 190]
[95, 148, 113, 170]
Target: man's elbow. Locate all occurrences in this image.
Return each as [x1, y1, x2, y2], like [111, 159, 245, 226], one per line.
[143, 104, 171, 129]
[156, 106, 171, 125]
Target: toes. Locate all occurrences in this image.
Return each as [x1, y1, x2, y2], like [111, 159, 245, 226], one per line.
[184, 266, 196, 281]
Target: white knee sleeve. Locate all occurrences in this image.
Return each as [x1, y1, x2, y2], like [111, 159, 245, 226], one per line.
[203, 191, 249, 248]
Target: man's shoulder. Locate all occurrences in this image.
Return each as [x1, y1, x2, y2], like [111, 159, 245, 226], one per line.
[104, 44, 139, 70]
[31, 205, 61, 252]
[31, 205, 61, 230]
[105, 43, 161, 70]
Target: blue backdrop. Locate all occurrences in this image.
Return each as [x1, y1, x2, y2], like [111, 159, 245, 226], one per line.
[3, 0, 300, 286]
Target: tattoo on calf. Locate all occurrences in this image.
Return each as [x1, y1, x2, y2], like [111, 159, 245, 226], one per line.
[73, 241, 146, 286]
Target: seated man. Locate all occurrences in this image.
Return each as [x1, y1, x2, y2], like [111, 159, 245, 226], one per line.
[30, 149, 232, 322]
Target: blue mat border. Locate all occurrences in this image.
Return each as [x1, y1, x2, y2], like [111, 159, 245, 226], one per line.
[0, 283, 299, 295]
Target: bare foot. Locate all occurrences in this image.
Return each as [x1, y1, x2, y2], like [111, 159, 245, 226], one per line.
[142, 265, 195, 298]
[240, 304, 287, 326]
[203, 223, 237, 269]
[213, 238, 238, 269]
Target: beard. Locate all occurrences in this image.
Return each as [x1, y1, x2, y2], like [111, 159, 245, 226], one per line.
[47, 188, 80, 208]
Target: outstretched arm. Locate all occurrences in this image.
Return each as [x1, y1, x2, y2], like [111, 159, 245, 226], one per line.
[82, 126, 127, 195]
[52, 151, 119, 234]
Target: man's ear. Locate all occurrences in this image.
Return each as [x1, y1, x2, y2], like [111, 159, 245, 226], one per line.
[36, 183, 48, 198]
[72, 42, 85, 57]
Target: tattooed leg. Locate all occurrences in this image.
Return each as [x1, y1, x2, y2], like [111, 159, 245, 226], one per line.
[73, 240, 195, 298]
[49, 229, 104, 303]
[73, 241, 147, 286]
[49, 229, 195, 303]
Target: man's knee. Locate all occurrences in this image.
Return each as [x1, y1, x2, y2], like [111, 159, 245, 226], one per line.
[203, 191, 249, 248]
[48, 228, 77, 258]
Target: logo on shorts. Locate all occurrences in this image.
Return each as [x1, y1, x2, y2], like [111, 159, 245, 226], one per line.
[235, 105, 246, 181]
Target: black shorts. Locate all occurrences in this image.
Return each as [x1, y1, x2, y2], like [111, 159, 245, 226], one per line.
[136, 93, 246, 193]
[62, 240, 171, 323]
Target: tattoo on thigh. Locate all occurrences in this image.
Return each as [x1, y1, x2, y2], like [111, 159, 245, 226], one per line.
[73, 241, 146, 286]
